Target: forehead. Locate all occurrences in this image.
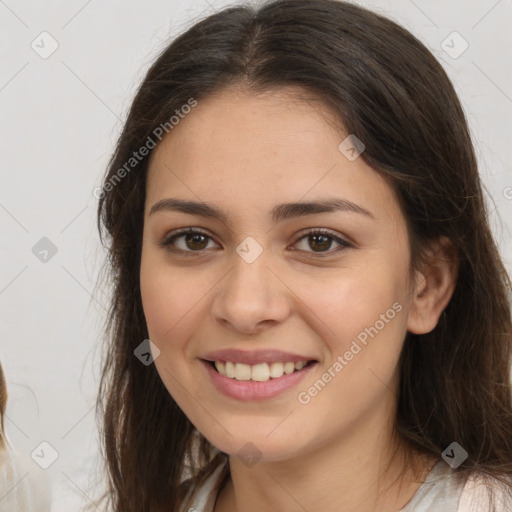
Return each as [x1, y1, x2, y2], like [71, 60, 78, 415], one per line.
[149, 86, 341, 172]
[145, 86, 402, 226]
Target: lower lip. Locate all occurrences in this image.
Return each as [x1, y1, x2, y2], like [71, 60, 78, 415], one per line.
[201, 360, 317, 401]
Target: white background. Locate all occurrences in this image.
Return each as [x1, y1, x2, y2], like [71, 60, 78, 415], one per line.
[1, 0, 511, 510]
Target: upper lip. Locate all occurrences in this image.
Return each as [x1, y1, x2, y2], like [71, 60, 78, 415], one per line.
[201, 349, 317, 366]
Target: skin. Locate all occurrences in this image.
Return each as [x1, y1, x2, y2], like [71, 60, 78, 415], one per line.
[139, 85, 458, 512]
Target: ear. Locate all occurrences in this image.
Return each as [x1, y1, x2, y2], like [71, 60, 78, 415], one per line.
[407, 236, 459, 335]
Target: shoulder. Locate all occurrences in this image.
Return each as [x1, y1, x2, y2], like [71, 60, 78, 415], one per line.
[458, 470, 512, 512]
[177, 460, 229, 512]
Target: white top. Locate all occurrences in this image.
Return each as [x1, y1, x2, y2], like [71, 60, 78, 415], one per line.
[0, 445, 52, 512]
[181, 459, 512, 512]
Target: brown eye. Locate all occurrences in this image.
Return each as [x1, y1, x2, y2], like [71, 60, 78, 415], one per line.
[294, 230, 352, 255]
[308, 234, 332, 252]
[183, 232, 209, 250]
[159, 228, 218, 254]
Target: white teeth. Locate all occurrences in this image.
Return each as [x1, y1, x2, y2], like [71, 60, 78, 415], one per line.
[284, 362, 295, 374]
[225, 361, 236, 378]
[234, 363, 252, 380]
[269, 362, 284, 378]
[213, 360, 311, 381]
[251, 363, 270, 382]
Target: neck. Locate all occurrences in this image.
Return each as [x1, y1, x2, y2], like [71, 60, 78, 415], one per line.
[214, 409, 435, 512]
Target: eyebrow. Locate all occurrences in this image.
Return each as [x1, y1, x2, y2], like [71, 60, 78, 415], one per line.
[148, 197, 375, 222]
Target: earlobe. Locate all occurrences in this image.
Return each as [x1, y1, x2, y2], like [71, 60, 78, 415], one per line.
[407, 236, 458, 335]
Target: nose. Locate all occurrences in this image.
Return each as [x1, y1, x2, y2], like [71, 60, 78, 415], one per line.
[210, 246, 291, 335]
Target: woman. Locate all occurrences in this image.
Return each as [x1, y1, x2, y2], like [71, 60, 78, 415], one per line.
[95, 1, 512, 510]
[0, 363, 52, 511]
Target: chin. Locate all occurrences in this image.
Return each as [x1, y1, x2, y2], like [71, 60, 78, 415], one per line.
[202, 429, 307, 465]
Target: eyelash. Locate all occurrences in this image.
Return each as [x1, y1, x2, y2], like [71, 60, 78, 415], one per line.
[158, 227, 352, 257]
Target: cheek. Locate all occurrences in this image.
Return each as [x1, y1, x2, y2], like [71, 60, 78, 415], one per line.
[139, 258, 205, 407]
[292, 275, 407, 429]
[140, 251, 209, 344]
[292, 264, 407, 346]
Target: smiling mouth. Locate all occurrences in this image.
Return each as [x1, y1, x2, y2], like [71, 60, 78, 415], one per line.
[205, 359, 317, 382]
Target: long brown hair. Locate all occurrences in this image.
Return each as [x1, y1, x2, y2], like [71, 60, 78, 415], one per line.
[95, 1, 512, 510]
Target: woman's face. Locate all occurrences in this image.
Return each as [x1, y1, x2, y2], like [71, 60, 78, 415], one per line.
[140, 86, 418, 462]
